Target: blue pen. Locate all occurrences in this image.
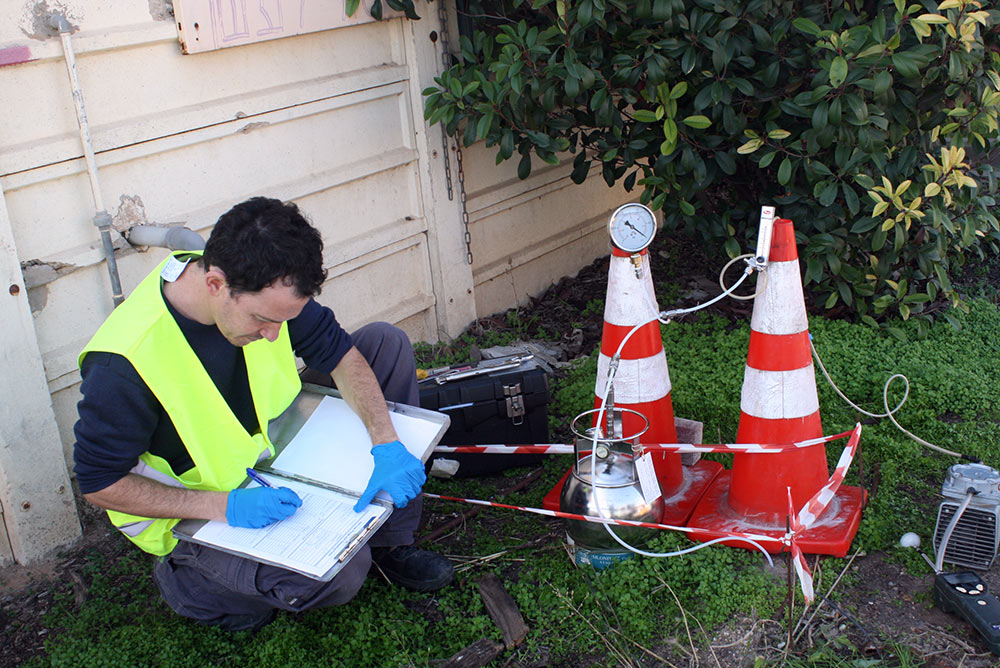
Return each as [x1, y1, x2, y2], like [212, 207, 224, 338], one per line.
[245, 468, 275, 488]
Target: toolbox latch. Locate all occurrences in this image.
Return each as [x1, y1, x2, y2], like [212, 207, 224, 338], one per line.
[503, 383, 525, 425]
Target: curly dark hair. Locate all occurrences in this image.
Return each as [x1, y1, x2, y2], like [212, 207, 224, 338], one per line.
[202, 197, 327, 297]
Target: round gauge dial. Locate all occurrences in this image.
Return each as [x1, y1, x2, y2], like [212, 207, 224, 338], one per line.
[608, 203, 657, 253]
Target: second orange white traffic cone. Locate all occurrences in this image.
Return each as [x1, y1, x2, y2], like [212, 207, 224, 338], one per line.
[686, 218, 865, 555]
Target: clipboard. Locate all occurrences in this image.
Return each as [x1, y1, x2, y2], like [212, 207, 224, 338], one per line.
[173, 384, 450, 581]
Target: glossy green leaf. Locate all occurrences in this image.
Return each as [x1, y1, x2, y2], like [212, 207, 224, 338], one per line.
[792, 17, 822, 35]
[715, 150, 736, 175]
[682, 115, 711, 129]
[843, 184, 860, 215]
[663, 118, 678, 144]
[778, 157, 792, 185]
[517, 153, 532, 180]
[830, 56, 848, 87]
[819, 181, 839, 206]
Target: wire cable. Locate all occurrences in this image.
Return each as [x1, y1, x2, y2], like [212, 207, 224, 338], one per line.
[811, 340, 965, 459]
[655, 261, 756, 321]
[720, 254, 769, 301]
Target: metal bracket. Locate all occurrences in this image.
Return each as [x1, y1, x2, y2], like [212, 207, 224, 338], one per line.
[504, 383, 525, 425]
[752, 205, 776, 269]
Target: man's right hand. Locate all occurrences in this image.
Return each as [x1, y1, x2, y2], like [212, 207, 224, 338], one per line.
[226, 487, 302, 528]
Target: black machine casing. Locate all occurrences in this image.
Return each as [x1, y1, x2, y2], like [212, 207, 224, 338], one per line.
[420, 359, 550, 477]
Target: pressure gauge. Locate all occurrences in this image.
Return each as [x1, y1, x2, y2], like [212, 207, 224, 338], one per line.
[608, 203, 657, 253]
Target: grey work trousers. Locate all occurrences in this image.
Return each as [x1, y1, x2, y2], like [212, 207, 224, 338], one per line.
[154, 322, 422, 630]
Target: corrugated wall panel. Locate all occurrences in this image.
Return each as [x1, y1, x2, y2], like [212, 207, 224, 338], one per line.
[1, 16, 439, 476]
[1, 22, 404, 175]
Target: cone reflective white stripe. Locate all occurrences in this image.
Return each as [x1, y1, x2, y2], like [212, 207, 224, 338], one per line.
[740, 366, 820, 420]
[602, 252, 660, 326]
[751, 260, 809, 335]
[596, 353, 672, 404]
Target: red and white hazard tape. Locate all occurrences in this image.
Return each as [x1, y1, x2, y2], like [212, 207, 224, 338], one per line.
[422, 492, 784, 546]
[795, 424, 862, 529]
[431, 428, 855, 456]
[787, 487, 814, 604]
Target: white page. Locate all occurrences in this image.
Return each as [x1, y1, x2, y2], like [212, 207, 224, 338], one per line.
[191, 478, 387, 579]
[269, 395, 443, 494]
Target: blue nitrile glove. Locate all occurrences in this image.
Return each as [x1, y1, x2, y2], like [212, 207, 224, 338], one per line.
[226, 486, 302, 528]
[353, 440, 426, 512]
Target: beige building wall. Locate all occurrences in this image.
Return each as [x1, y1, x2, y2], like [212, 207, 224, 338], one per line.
[0, 0, 630, 565]
[463, 146, 627, 318]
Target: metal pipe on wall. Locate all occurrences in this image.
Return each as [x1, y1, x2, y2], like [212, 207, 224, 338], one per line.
[127, 225, 206, 251]
[50, 13, 125, 307]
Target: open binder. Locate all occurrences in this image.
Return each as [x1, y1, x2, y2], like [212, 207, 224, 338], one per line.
[173, 384, 450, 581]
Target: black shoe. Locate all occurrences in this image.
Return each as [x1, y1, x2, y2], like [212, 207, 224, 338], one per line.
[371, 545, 454, 592]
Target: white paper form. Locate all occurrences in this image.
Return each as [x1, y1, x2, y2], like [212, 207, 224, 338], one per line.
[191, 478, 387, 579]
[269, 395, 444, 495]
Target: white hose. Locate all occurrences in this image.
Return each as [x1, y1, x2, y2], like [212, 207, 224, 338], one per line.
[597, 508, 776, 566]
[811, 341, 964, 458]
[720, 254, 769, 301]
[934, 491, 975, 572]
[654, 261, 756, 321]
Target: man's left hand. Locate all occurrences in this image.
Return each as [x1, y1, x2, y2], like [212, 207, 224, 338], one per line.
[353, 440, 425, 511]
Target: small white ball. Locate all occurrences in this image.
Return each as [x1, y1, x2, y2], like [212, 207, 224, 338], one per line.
[899, 532, 921, 548]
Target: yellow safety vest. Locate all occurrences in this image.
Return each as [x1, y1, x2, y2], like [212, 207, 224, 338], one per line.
[79, 252, 301, 555]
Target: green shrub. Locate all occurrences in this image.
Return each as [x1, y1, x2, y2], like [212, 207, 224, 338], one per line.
[423, 0, 1000, 334]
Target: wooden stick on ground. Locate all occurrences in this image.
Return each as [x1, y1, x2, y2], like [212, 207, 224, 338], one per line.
[477, 572, 529, 649]
[439, 638, 503, 668]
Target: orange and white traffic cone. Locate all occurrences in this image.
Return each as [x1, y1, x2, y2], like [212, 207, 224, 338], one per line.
[686, 218, 865, 555]
[593, 248, 680, 487]
[543, 248, 722, 524]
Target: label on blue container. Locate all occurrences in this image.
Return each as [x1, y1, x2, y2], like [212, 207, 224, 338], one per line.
[572, 546, 633, 570]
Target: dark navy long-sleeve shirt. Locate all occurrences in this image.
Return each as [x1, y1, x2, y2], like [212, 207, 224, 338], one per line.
[72, 294, 352, 494]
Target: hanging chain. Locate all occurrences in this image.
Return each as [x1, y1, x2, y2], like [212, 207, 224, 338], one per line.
[437, 0, 474, 265]
[437, 0, 454, 202]
[455, 138, 472, 264]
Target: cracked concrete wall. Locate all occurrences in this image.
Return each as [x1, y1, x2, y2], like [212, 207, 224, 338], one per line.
[147, 0, 173, 22]
[20, 1, 80, 41]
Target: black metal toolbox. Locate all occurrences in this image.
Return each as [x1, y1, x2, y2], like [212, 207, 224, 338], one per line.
[420, 357, 550, 478]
